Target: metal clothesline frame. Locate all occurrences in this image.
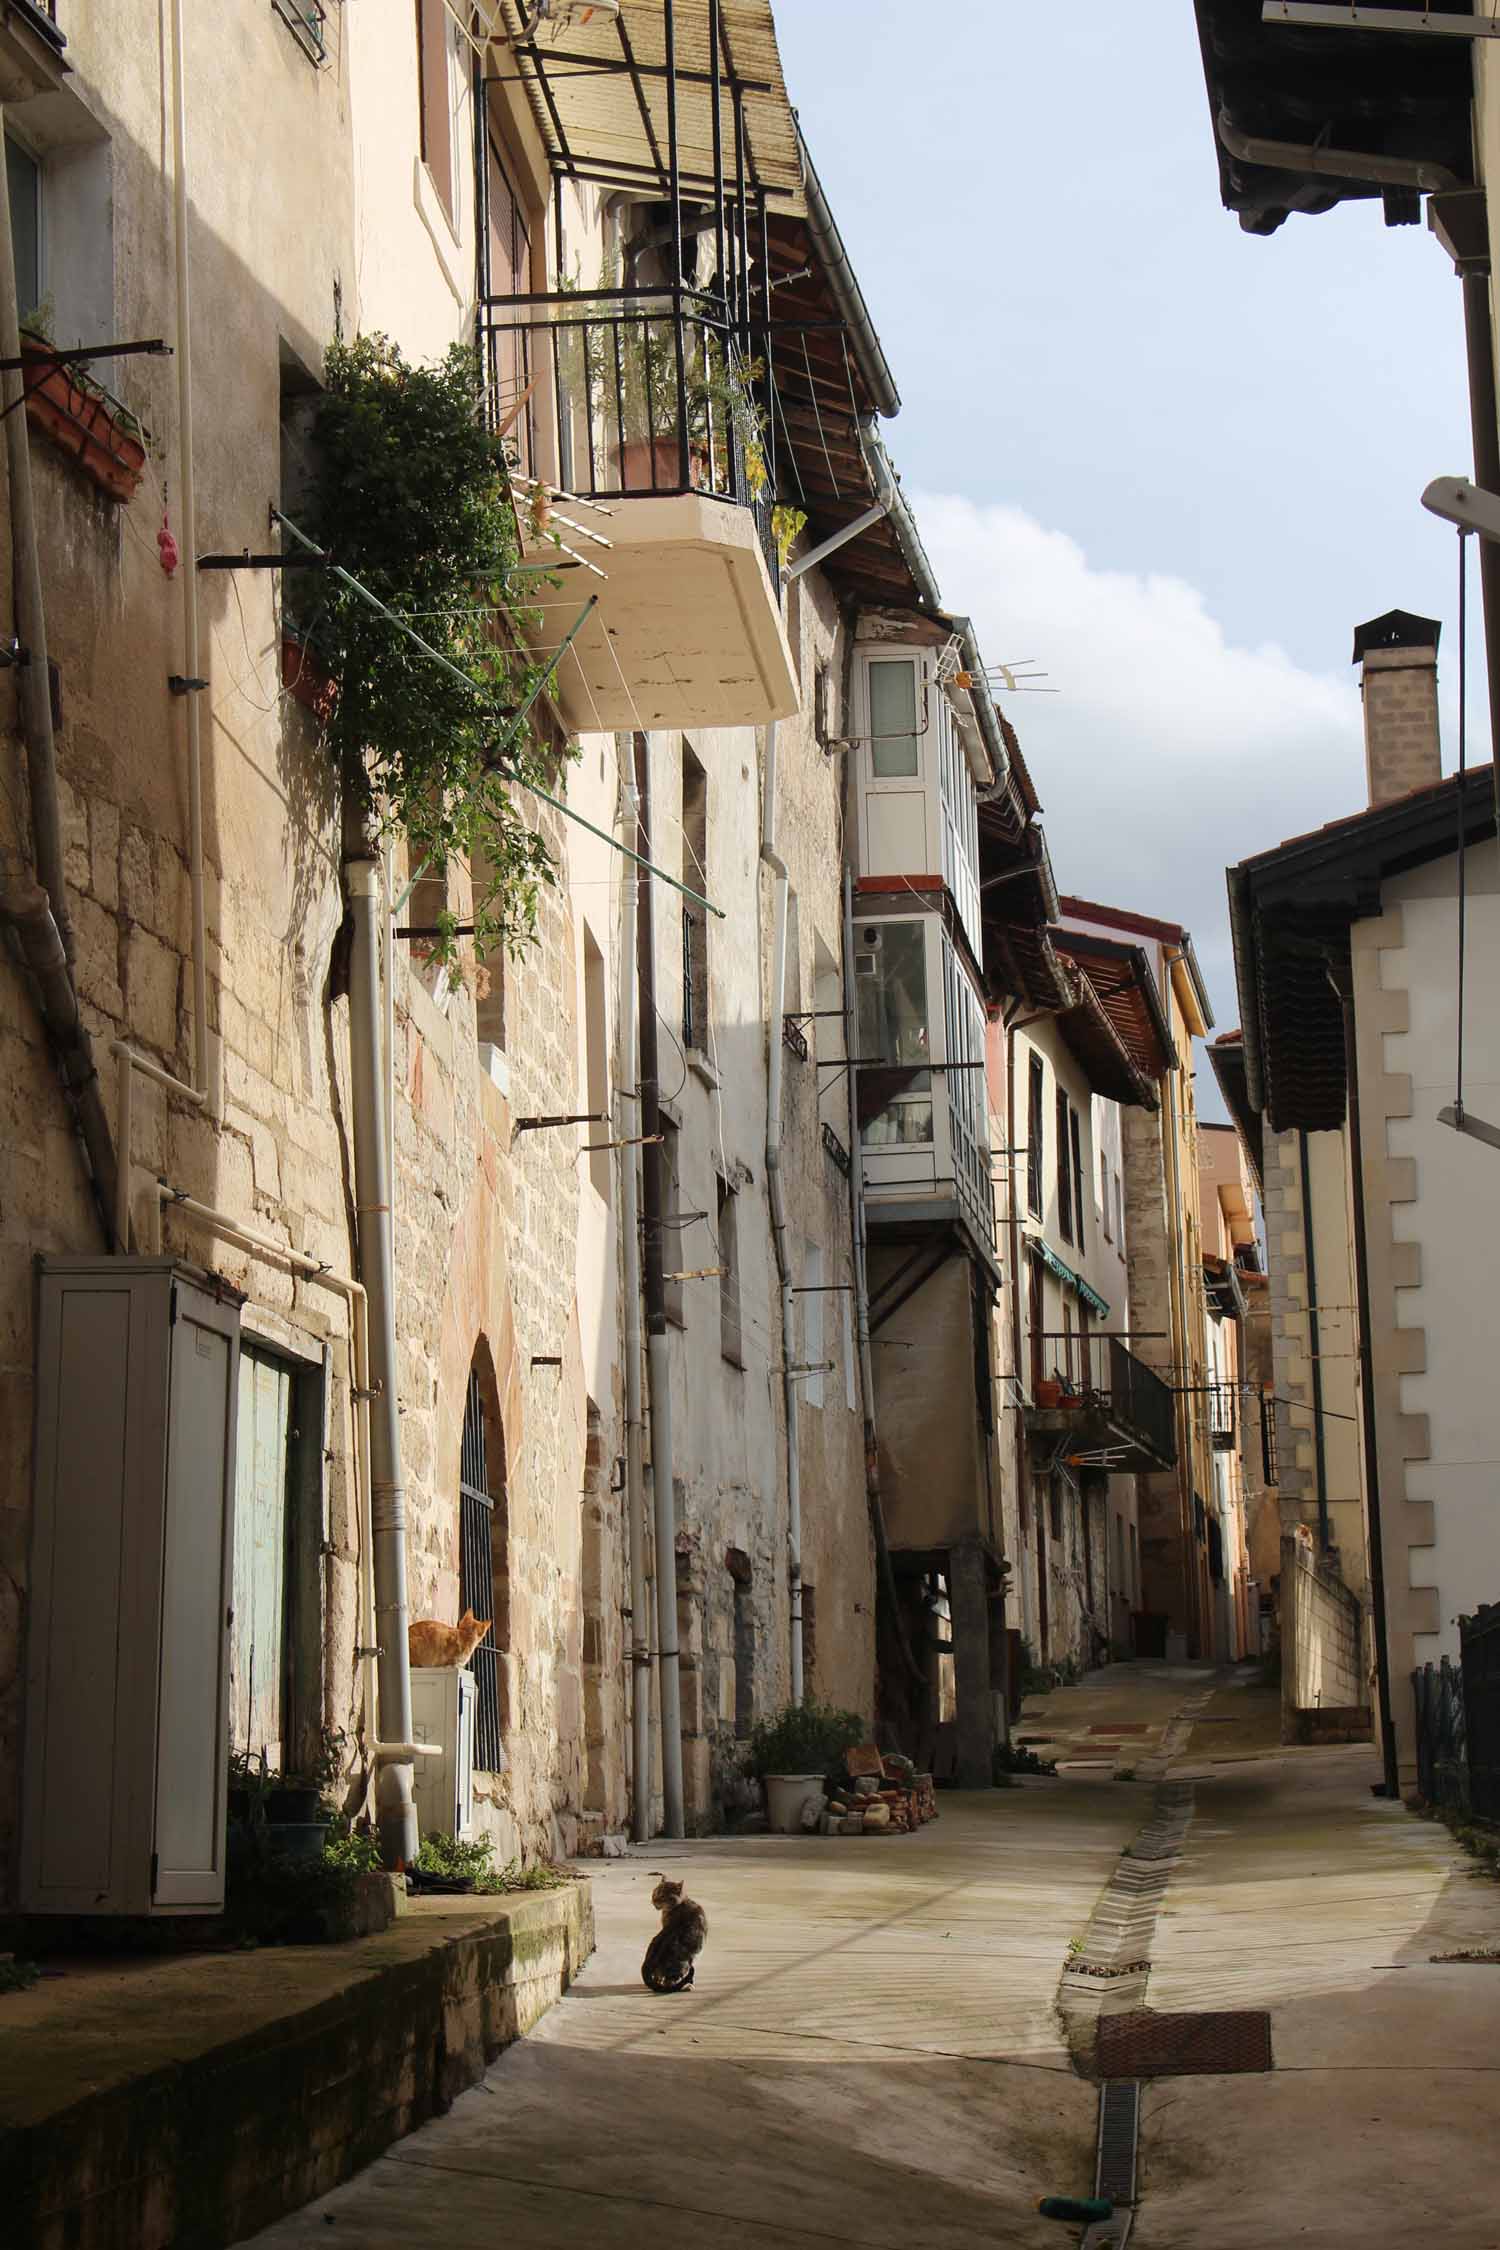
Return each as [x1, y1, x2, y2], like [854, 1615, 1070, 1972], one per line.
[268, 504, 724, 921]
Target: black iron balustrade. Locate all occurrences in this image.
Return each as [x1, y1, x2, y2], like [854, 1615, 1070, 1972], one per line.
[15, 0, 63, 46]
[782, 1013, 809, 1062]
[481, 285, 773, 526]
[1031, 1330, 1177, 1469]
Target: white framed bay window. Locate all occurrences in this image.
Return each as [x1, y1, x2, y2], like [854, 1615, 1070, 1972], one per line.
[852, 643, 983, 957]
[854, 910, 992, 1245]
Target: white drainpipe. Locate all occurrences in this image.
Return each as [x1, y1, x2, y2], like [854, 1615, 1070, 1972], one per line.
[760, 715, 803, 1701]
[618, 783, 653, 1840]
[761, 494, 896, 1699]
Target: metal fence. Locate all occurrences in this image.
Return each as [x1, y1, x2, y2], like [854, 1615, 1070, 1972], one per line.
[1412, 1656, 1468, 1815]
[1462, 1602, 1500, 1824]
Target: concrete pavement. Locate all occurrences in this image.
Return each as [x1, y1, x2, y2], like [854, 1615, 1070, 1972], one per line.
[248, 1785, 1147, 2248]
[246, 1663, 1500, 2248]
[1141, 1736, 1500, 2249]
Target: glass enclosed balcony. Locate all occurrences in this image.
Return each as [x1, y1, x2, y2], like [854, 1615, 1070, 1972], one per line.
[852, 909, 993, 1259]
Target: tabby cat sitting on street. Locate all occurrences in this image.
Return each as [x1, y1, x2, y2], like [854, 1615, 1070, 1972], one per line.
[641, 1876, 708, 1993]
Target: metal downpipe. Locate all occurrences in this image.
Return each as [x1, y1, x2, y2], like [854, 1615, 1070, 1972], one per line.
[1330, 958, 1401, 1801]
[0, 112, 119, 1243]
[619, 778, 653, 1841]
[634, 735, 685, 1837]
[169, 0, 210, 1098]
[1297, 1129, 1332, 1553]
[761, 719, 803, 1700]
[345, 847, 417, 1865]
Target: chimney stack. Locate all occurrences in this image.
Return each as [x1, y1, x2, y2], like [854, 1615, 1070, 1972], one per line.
[1352, 609, 1442, 808]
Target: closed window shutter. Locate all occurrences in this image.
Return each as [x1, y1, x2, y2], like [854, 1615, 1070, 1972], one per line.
[417, 0, 453, 221]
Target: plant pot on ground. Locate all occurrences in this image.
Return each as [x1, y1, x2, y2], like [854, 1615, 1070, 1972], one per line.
[746, 1700, 866, 1832]
[762, 1773, 826, 1834]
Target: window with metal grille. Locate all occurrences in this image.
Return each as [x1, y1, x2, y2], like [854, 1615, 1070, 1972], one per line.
[273, 0, 328, 64]
[459, 1369, 505, 1772]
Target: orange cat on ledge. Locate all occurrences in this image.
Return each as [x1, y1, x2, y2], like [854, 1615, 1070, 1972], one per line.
[408, 1610, 491, 1668]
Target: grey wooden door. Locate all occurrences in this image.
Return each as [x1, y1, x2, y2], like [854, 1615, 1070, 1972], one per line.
[231, 1344, 294, 1767]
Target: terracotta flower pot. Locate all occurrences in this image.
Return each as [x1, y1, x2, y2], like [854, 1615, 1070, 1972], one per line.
[21, 339, 146, 504]
[281, 633, 338, 723]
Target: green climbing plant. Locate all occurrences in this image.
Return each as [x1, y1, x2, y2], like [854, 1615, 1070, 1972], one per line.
[302, 332, 576, 966]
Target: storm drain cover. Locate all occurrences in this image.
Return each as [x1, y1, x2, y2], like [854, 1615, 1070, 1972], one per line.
[1097, 2009, 1272, 2079]
[1096, 2078, 1140, 2205]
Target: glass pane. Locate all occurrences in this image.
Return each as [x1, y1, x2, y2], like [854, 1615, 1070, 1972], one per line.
[857, 921, 929, 1069]
[6, 138, 39, 322]
[868, 658, 919, 778]
[857, 921, 933, 1147]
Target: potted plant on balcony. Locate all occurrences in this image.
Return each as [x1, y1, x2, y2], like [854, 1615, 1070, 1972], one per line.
[19, 323, 147, 504]
[746, 1700, 866, 1834]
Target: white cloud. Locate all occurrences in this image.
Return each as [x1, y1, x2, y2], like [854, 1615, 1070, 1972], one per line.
[911, 491, 1367, 1032]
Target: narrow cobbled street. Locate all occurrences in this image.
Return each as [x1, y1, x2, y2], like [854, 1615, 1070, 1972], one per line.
[249, 1665, 1500, 2250]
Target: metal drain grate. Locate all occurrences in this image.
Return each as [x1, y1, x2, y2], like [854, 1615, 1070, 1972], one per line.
[1096, 2078, 1139, 2204]
[1097, 2008, 1273, 2079]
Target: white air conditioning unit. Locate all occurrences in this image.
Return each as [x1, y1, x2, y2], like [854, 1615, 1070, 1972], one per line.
[411, 1666, 477, 1841]
[22, 1260, 242, 1914]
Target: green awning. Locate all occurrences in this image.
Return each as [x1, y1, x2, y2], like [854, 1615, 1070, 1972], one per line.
[1024, 1234, 1110, 1323]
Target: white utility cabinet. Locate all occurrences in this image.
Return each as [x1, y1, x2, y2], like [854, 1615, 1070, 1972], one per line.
[21, 1259, 242, 1914]
[410, 1665, 477, 1841]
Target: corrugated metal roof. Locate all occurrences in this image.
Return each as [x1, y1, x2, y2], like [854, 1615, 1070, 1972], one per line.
[496, 2, 805, 213]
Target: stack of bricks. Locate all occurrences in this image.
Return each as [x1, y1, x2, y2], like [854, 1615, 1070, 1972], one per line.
[820, 1745, 940, 1836]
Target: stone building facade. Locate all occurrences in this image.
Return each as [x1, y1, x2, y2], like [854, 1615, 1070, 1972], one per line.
[0, 1, 883, 1898]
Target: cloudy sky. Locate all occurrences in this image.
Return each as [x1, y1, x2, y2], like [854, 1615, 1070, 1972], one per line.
[776, 4, 1479, 1069]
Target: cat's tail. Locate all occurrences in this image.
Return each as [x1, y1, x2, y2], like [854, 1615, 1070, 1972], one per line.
[641, 1932, 695, 1993]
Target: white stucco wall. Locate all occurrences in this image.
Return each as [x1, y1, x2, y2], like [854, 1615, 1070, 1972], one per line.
[1381, 840, 1500, 1660]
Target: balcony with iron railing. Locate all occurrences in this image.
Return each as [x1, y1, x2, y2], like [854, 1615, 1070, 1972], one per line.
[3, 0, 66, 67]
[1027, 1331, 1178, 1472]
[481, 285, 796, 734]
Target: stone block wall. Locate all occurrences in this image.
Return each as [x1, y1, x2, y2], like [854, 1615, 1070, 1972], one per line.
[1282, 1533, 1369, 1728]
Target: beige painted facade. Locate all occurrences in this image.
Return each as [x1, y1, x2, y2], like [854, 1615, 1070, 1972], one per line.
[1004, 1014, 1137, 1674]
[0, 1, 878, 1899]
[1351, 841, 1500, 1787]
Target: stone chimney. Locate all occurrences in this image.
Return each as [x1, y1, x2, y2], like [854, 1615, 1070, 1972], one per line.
[1352, 609, 1442, 808]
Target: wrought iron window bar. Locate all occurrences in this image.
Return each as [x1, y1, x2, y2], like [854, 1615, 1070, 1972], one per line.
[272, 0, 327, 65]
[458, 1370, 504, 1775]
[781, 1013, 809, 1062]
[821, 1122, 850, 1176]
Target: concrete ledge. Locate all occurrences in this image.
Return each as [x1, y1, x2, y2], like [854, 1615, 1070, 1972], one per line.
[1, 1881, 593, 2250]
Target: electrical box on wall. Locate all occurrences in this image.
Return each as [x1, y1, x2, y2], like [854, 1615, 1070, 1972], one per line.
[410, 1666, 477, 1841]
[21, 1259, 243, 1915]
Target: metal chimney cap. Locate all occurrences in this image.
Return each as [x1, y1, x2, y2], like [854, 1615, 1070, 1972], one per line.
[1352, 608, 1442, 663]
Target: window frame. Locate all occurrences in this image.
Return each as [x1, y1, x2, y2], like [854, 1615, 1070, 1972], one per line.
[1026, 1052, 1044, 1218]
[865, 654, 922, 781]
[416, 0, 456, 225]
[1056, 1085, 1073, 1245]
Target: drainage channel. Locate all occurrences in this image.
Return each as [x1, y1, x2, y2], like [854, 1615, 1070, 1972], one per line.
[1050, 1688, 1213, 2246]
